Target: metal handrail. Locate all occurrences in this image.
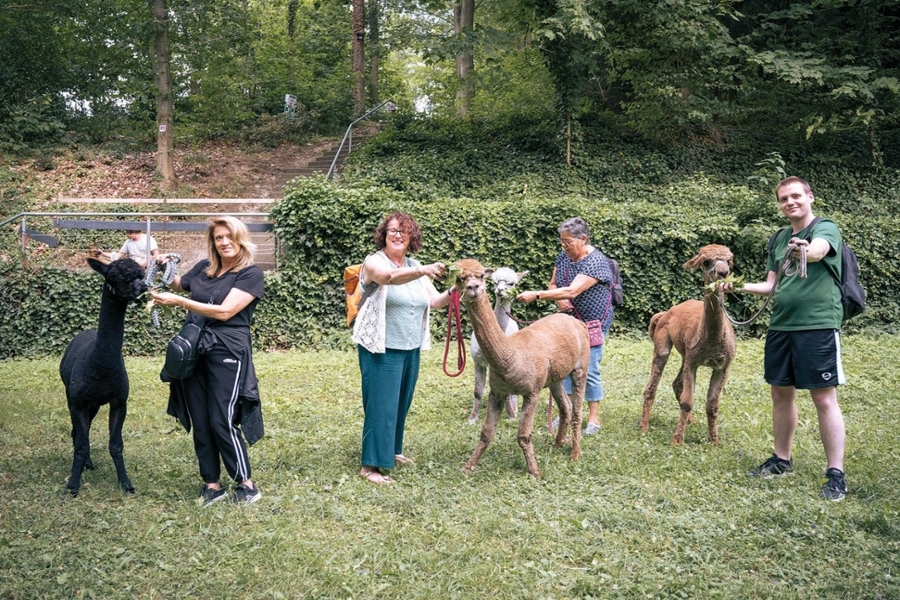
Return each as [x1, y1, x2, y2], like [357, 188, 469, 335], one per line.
[325, 99, 394, 180]
[0, 211, 270, 228]
[2, 210, 272, 261]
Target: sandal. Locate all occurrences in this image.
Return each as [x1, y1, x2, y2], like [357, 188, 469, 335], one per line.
[394, 454, 415, 466]
[359, 468, 393, 485]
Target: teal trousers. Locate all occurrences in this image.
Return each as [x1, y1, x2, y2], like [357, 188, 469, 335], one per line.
[358, 345, 420, 470]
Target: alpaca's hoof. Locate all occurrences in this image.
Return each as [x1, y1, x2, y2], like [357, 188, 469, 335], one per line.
[462, 464, 477, 474]
[467, 418, 478, 426]
[121, 481, 135, 494]
[66, 487, 79, 498]
[669, 437, 685, 445]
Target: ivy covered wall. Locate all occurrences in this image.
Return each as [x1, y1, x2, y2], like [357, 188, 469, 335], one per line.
[2, 176, 896, 359]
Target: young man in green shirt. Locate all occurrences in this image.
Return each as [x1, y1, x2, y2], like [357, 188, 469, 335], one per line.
[725, 176, 848, 501]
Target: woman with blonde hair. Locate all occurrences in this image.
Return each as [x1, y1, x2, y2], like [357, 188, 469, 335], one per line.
[151, 216, 266, 505]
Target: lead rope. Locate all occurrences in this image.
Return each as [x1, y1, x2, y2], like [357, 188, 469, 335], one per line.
[145, 254, 182, 327]
[719, 241, 807, 326]
[443, 288, 467, 377]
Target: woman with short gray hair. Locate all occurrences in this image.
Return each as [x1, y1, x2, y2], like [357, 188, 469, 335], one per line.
[516, 217, 614, 435]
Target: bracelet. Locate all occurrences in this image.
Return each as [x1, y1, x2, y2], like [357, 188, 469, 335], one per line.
[536, 293, 541, 300]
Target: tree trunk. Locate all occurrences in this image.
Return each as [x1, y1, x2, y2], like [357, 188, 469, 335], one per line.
[453, 0, 474, 118]
[368, 0, 379, 106]
[352, 0, 366, 115]
[153, 0, 176, 190]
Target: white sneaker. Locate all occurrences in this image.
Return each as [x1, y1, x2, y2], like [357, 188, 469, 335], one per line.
[583, 423, 601, 436]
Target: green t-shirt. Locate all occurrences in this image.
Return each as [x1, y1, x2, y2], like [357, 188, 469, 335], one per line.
[766, 218, 843, 331]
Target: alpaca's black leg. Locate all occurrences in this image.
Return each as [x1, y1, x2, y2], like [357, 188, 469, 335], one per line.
[67, 408, 92, 496]
[84, 404, 102, 470]
[107, 401, 134, 494]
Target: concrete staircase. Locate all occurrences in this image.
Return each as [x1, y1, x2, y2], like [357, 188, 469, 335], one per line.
[275, 127, 380, 190]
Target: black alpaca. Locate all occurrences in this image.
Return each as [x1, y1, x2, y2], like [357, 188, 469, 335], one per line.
[60, 258, 148, 496]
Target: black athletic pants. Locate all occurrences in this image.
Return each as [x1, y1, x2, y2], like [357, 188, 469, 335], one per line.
[184, 344, 252, 484]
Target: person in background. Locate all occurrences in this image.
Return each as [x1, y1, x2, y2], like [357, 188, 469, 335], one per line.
[516, 217, 614, 436]
[352, 212, 450, 484]
[724, 176, 848, 501]
[150, 216, 265, 505]
[103, 229, 159, 268]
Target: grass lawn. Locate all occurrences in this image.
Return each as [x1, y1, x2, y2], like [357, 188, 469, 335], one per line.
[1, 335, 898, 599]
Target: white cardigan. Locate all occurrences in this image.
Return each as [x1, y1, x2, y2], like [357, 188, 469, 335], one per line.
[351, 251, 432, 354]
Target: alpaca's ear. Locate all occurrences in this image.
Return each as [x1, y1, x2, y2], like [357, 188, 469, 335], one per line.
[517, 270, 529, 281]
[86, 257, 109, 276]
[483, 268, 495, 278]
[683, 254, 702, 270]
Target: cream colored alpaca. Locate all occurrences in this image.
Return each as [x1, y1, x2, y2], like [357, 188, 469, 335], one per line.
[454, 259, 590, 477]
[468, 267, 528, 425]
[639, 244, 737, 445]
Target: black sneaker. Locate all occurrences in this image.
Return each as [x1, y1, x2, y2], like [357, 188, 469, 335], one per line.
[819, 468, 847, 502]
[198, 484, 227, 507]
[231, 483, 261, 504]
[747, 454, 794, 478]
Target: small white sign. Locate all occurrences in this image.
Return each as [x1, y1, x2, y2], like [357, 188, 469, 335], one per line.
[159, 124, 167, 132]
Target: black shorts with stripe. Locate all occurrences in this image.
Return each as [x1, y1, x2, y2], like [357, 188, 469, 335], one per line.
[764, 329, 845, 390]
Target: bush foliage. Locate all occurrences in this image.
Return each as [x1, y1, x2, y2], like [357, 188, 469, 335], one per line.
[3, 117, 900, 357]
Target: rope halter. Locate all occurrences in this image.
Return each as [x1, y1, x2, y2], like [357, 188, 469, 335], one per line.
[145, 254, 183, 328]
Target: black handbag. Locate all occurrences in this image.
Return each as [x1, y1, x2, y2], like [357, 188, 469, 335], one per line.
[162, 270, 236, 380]
[163, 320, 204, 380]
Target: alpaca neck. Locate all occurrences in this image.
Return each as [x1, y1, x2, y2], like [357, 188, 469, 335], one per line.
[92, 288, 129, 359]
[700, 289, 727, 335]
[493, 296, 512, 332]
[467, 292, 516, 367]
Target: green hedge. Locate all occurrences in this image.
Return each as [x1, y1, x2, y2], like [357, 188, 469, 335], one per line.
[2, 177, 897, 358]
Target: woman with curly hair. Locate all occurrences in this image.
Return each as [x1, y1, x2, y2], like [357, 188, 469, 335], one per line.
[352, 212, 450, 484]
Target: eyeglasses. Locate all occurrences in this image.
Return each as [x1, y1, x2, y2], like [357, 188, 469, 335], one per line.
[560, 237, 581, 248]
[386, 228, 409, 238]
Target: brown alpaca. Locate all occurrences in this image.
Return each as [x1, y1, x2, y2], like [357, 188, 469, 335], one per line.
[454, 259, 591, 477]
[639, 244, 736, 445]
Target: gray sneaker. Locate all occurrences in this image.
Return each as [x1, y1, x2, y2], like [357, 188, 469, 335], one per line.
[583, 422, 601, 436]
[231, 483, 262, 504]
[819, 468, 847, 502]
[747, 454, 794, 478]
[198, 484, 227, 507]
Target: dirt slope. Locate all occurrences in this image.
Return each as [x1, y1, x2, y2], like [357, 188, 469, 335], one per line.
[10, 140, 331, 207]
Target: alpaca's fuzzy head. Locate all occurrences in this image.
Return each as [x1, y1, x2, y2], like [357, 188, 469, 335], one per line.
[454, 259, 493, 302]
[88, 257, 148, 303]
[491, 267, 528, 299]
[683, 244, 733, 283]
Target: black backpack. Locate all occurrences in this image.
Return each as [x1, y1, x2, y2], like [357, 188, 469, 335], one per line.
[767, 217, 866, 322]
[608, 257, 624, 307]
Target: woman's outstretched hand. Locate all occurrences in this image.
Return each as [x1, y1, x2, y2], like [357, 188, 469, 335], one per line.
[149, 290, 184, 308]
[419, 262, 445, 279]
